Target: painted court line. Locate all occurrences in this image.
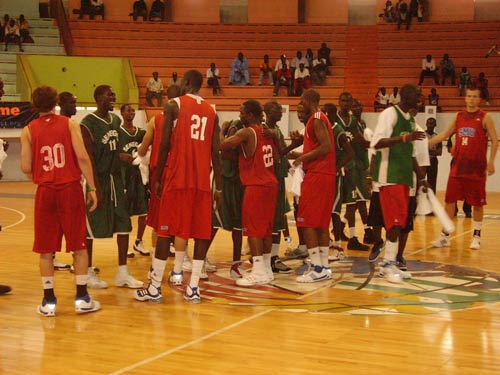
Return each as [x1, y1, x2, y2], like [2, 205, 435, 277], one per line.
[0, 206, 26, 230]
[108, 309, 271, 375]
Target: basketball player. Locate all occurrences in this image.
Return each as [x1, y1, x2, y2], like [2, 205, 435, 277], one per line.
[429, 86, 498, 250]
[20, 85, 100, 316]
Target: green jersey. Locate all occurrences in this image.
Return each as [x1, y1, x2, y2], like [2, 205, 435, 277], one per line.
[81, 112, 121, 176]
[372, 106, 415, 187]
[221, 120, 244, 180]
[118, 125, 146, 184]
[335, 113, 356, 170]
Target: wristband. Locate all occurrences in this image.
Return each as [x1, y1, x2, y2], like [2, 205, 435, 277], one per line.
[402, 134, 407, 143]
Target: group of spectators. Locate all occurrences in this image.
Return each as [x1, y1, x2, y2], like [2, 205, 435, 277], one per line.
[418, 53, 491, 105]
[380, 0, 426, 29]
[130, 0, 168, 22]
[1, 13, 33, 52]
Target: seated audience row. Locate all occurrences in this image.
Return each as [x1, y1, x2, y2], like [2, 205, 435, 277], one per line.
[1, 14, 32, 51]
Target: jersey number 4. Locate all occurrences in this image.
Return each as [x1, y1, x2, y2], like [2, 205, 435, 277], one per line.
[40, 144, 66, 171]
[191, 115, 208, 141]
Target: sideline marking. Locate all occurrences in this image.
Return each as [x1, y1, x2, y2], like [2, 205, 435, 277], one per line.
[0, 206, 26, 230]
[109, 309, 271, 375]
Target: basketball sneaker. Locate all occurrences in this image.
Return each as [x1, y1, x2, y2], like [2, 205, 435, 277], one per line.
[230, 262, 245, 279]
[37, 298, 57, 317]
[169, 270, 183, 285]
[236, 272, 271, 286]
[184, 285, 201, 303]
[75, 294, 101, 313]
[200, 262, 209, 280]
[204, 258, 217, 272]
[284, 246, 308, 260]
[134, 283, 163, 303]
[328, 246, 345, 262]
[347, 236, 370, 251]
[396, 256, 407, 271]
[379, 262, 404, 284]
[431, 234, 450, 248]
[115, 269, 144, 289]
[470, 236, 481, 250]
[0, 284, 11, 295]
[271, 256, 292, 274]
[133, 240, 150, 256]
[368, 240, 385, 263]
[53, 258, 71, 271]
[296, 264, 331, 283]
[127, 252, 135, 258]
[87, 268, 108, 289]
[182, 254, 193, 272]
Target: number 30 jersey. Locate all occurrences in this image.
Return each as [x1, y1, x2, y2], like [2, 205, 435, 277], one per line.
[163, 94, 217, 192]
[80, 112, 121, 177]
[238, 125, 278, 187]
[28, 114, 81, 186]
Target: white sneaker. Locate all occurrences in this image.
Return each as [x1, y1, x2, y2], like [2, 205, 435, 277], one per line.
[182, 254, 193, 272]
[37, 298, 57, 317]
[200, 262, 209, 280]
[431, 235, 450, 248]
[169, 270, 183, 285]
[236, 272, 271, 286]
[75, 295, 101, 313]
[204, 258, 217, 272]
[134, 283, 163, 303]
[115, 269, 144, 289]
[230, 262, 245, 279]
[397, 267, 412, 279]
[296, 265, 331, 283]
[87, 269, 108, 289]
[328, 247, 345, 262]
[133, 240, 150, 256]
[53, 259, 70, 271]
[470, 236, 481, 250]
[184, 285, 201, 303]
[379, 262, 404, 284]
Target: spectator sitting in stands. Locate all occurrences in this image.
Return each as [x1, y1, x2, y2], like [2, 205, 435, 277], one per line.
[374, 87, 389, 111]
[4, 19, 23, 52]
[206, 62, 221, 95]
[318, 42, 332, 66]
[396, 0, 410, 30]
[229, 52, 250, 85]
[379, 1, 395, 22]
[293, 63, 311, 97]
[18, 15, 33, 43]
[273, 64, 292, 97]
[418, 54, 439, 85]
[305, 48, 314, 68]
[474, 72, 490, 105]
[168, 71, 180, 87]
[77, 0, 104, 20]
[440, 53, 456, 86]
[428, 87, 442, 112]
[291, 51, 309, 74]
[458, 66, 471, 96]
[149, 0, 165, 21]
[389, 86, 400, 106]
[145, 71, 163, 107]
[132, 0, 148, 21]
[0, 14, 9, 42]
[311, 56, 328, 85]
[258, 54, 273, 86]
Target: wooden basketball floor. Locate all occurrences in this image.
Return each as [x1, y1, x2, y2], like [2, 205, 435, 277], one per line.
[1, 181, 500, 375]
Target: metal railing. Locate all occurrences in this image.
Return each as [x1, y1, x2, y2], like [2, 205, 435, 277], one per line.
[50, 0, 74, 56]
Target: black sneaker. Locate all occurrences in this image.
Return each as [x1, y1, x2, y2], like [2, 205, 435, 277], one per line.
[363, 228, 375, 244]
[0, 284, 11, 295]
[347, 236, 370, 251]
[368, 240, 385, 262]
[396, 256, 407, 271]
[271, 256, 292, 274]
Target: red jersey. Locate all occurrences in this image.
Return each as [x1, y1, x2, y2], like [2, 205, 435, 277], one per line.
[163, 94, 216, 192]
[150, 113, 164, 172]
[238, 125, 278, 187]
[28, 114, 82, 186]
[303, 111, 336, 175]
[451, 110, 488, 180]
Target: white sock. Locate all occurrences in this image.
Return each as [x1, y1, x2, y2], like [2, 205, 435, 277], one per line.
[118, 265, 128, 275]
[473, 221, 482, 231]
[308, 247, 321, 266]
[383, 240, 398, 263]
[349, 227, 356, 238]
[263, 253, 272, 273]
[173, 251, 185, 273]
[189, 259, 204, 288]
[319, 246, 329, 267]
[42, 277, 54, 289]
[252, 255, 265, 274]
[151, 257, 167, 287]
[334, 240, 341, 247]
[271, 243, 280, 257]
[75, 274, 88, 285]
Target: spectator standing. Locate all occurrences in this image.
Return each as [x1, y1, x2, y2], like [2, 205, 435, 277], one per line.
[273, 64, 292, 97]
[474, 72, 490, 105]
[4, 19, 23, 52]
[389, 86, 401, 106]
[206, 62, 221, 95]
[146, 71, 163, 107]
[440, 54, 456, 86]
[258, 54, 273, 86]
[229, 52, 250, 85]
[396, 0, 411, 30]
[458, 67, 471, 96]
[418, 54, 439, 85]
[150, 0, 165, 21]
[293, 63, 311, 97]
[132, 0, 148, 21]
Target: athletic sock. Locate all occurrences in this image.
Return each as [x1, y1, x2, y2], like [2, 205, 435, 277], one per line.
[75, 274, 89, 298]
[151, 257, 167, 288]
[173, 251, 185, 274]
[319, 246, 329, 267]
[308, 247, 321, 266]
[252, 255, 265, 274]
[189, 259, 204, 288]
[383, 240, 398, 263]
[271, 243, 280, 257]
[42, 277, 55, 302]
